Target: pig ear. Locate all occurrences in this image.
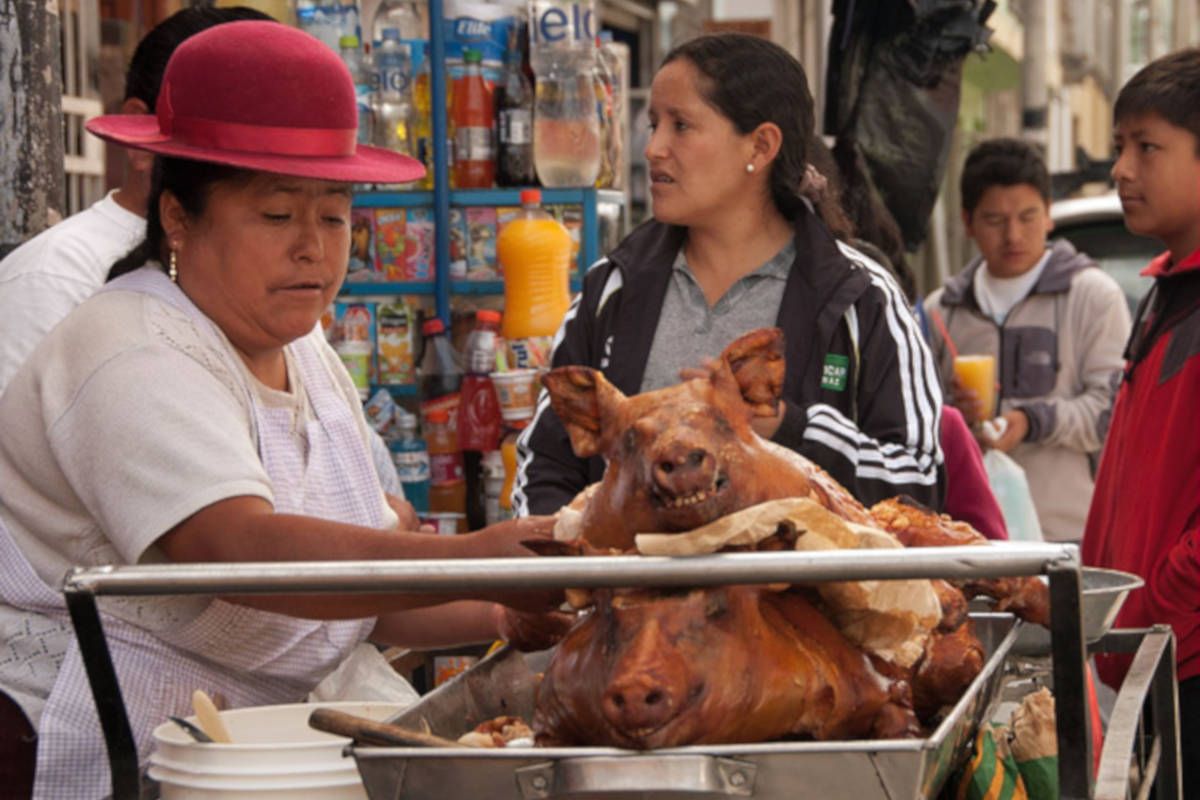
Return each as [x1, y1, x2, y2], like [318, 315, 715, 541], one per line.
[541, 367, 626, 458]
[719, 327, 785, 414]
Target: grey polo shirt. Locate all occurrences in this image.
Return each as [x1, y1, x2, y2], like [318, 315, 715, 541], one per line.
[640, 239, 796, 392]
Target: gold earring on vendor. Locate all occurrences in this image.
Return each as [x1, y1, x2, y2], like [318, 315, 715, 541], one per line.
[168, 249, 178, 283]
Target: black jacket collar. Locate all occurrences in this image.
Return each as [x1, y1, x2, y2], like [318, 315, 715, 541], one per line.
[601, 208, 871, 397]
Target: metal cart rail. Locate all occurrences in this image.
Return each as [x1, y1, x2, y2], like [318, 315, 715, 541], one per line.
[57, 542, 1160, 799]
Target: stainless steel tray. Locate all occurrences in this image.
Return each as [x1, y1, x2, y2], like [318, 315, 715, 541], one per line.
[352, 613, 1019, 800]
[61, 543, 1094, 799]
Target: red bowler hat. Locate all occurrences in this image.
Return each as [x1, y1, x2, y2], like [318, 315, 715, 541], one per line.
[85, 20, 423, 184]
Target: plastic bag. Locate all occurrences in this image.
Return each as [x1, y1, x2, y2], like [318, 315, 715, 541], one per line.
[982, 450, 1044, 542]
[307, 643, 421, 707]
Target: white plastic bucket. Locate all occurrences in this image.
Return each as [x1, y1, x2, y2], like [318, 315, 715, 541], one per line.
[150, 701, 404, 798]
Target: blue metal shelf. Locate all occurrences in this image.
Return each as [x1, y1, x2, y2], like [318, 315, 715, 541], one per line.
[338, 281, 435, 296]
[449, 278, 583, 295]
[370, 383, 418, 397]
[345, 0, 616, 312]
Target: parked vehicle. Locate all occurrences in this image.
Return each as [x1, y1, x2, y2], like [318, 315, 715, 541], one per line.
[1051, 192, 1158, 313]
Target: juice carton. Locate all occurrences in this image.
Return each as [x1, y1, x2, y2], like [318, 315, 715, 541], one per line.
[404, 208, 435, 282]
[374, 209, 407, 281]
[465, 207, 498, 280]
[448, 208, 468, 279]
[347, 208, 375, 280]
[377, 300, 416, 385]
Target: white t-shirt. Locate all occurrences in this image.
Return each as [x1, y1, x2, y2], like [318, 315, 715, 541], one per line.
[0, 286, 396, 726]
[0, 191, 145, 393]
[973, 249, 1052, 325]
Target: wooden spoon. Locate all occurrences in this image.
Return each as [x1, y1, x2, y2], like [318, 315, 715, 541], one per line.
[308, 708, 466, 748]
[192, 689, 233, 744]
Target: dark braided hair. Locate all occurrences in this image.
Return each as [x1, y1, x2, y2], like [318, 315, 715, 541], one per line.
[108, 158, 254, 281]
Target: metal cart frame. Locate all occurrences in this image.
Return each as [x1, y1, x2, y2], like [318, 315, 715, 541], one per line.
[58, 542, 1177, 799]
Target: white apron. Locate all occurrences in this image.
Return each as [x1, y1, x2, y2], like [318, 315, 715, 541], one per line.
[0, 268, 385, 799]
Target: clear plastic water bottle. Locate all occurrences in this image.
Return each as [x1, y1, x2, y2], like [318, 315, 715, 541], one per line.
[372, 28, 414, 156]
[527, 0, 601, 187]
[391, 410, 431, 514]
[296, 0, 357, 52]
[339, 35, 374, 146]
[371, 0, 427, 50]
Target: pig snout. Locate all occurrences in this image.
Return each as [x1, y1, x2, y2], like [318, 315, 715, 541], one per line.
[599, 619, 695, 740]
[602, 672, 682, 735]
[650, 438, 722, 506]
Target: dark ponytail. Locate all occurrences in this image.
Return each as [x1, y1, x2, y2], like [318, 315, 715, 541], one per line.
[107, 158, 255, 282]
[662, 33, 853, 239]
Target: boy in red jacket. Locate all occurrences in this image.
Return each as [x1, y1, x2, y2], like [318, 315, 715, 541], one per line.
[1082, 48, 1200, 797]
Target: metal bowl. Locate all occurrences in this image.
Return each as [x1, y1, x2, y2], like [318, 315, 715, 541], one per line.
[1010, 566, 1144, 656]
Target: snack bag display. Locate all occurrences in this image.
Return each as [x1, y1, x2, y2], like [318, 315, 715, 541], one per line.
[404, 208, 435, 282]
[466, 207, 498, 280]
[347, 207, 375, 280]
[448, 207, 469, 279]
[374, 209, 407, 281]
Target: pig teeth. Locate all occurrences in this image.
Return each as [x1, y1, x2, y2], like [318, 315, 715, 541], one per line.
[668, 489, 712, 509]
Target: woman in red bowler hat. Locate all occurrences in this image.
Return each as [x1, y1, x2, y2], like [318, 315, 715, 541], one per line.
[0, 21, 566, 799]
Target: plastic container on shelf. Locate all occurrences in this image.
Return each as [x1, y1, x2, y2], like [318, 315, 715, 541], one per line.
[591, 34, 614, 188]
[598, 32, 628, 190]
[495, 24, 535, 187]
[527, 0, 601, 187]
[370, 0, 427, 50]
[295, 0, 358, 52]
[497, 189, 573, 339]
[451, 49, 495, 189]
[425, 409, 466, 514]
[481, 450, 506, 525]
[458, 311, 503, 452]
[390, 411, 431, 513]
[418, 317, 464, 431]
[339, 34, 374, 146]
[410, 40, 434, 189]
[372, 28, 414, 156]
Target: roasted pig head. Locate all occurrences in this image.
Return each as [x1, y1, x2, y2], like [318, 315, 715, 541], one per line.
[542, 328, 867, 551]
[533, 586, 919, 748]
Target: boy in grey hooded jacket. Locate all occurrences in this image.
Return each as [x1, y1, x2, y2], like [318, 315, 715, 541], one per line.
[924, 139, 1130, 542]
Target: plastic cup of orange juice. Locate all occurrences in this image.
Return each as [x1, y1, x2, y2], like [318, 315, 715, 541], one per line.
[953, 355, 997, 420]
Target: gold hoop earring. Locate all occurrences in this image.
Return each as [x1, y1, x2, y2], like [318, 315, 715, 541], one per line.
[168, 249, 178, 283]
[745, 163, 756, 173]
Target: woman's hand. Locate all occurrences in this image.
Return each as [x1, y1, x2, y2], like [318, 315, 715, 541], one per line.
[465, 516, 557, 558]
[464, 517, 564, 612]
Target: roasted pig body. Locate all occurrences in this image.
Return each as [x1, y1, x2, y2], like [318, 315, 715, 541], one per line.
[533, 328, 1048, 749]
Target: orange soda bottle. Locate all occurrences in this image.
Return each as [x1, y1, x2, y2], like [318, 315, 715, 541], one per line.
[426, 409, 467, 515]
[497, 189, 573, 339]
[451, 48, 494, 189]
